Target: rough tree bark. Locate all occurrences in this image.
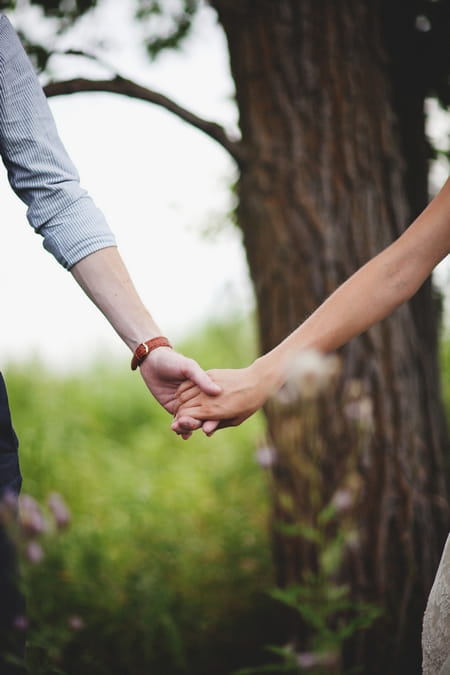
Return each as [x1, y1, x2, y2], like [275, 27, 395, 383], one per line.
[212, 1, 449, 672]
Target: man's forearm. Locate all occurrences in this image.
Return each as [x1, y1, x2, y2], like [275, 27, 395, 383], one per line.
[71, 246, 221, 421]
[70, 246, 162, 352]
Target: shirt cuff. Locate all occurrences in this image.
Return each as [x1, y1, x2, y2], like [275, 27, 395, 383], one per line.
[36, 195, 117, 269]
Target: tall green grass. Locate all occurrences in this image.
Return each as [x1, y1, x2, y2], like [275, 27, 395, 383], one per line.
[440, 331, 450, 413]
[4, 321, 450, 674]
[4, 317, 281, 675]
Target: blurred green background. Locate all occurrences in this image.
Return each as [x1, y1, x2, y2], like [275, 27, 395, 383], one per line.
[4, 317, 280, 675]
[5, 317, 450, 675]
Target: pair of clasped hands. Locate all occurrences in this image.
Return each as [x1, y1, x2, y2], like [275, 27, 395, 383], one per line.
[146, 173, 450, 438]
[141, 345, 278, 440]
[171, 356, 274, 440]
[141, 175, 450, 437]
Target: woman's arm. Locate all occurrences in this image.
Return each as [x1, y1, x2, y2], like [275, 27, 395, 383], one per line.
[258, 176, 450, 388]
[173, 177, 450, 435]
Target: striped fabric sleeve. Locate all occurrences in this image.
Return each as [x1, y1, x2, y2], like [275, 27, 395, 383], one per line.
[0, 15, 116, 269]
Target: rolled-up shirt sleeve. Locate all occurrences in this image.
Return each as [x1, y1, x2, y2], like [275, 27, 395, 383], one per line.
[0, 14, 116, 269]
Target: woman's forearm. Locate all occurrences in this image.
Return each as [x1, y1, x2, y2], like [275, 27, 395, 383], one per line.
[259, 178, 450, 391]
[173, 179, 450, 435]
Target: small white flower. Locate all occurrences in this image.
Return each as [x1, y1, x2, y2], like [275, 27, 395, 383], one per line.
[297, 650, 339, 668]
[68, 615, 85, 631]
[296, 651, 318, 668]
[255, 445, 276, 468]
[25, 540, 44, 564]
[276, 349, 341, 403]
[344, 396, 373, 428]
[331, 488, 354, 513]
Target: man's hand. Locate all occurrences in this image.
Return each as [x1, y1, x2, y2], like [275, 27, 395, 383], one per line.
[139, 347, 221, 438]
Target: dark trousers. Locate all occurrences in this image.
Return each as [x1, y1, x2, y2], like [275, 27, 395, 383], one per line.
[0, 373, 27, 674]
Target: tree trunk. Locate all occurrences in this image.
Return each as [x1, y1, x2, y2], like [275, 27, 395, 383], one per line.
[213, 1, 450, 672]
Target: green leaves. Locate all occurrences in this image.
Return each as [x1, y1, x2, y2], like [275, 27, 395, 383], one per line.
[16, 36, 51, 71]
[29, 0, 98, 20]
[4, 0, 201, 75]
[136, 0, 200, 60]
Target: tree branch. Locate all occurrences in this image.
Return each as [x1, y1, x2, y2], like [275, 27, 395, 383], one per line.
[43, 75, 244, 165]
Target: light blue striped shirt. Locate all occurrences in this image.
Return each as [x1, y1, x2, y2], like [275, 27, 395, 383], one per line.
[0, 14, 116, 269]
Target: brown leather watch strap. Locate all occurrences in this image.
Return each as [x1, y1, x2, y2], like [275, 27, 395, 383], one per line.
[131, 336, 172, 370]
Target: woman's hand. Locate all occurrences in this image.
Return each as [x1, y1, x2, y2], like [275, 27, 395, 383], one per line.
[172, 360, 272, 438]
[139, 346, 221, 415]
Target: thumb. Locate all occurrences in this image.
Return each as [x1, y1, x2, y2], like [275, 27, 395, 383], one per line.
[184, 362, 221, 395]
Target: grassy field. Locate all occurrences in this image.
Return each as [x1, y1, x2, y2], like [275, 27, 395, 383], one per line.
[4, 317, 283, 675]
[3, 320, 450, 674]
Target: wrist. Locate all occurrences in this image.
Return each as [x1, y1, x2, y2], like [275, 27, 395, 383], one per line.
[250, 354, 282, 405]
[127, 326, 164, 352]
[251, 353, 285, 401]
[131, 336, 173, 370]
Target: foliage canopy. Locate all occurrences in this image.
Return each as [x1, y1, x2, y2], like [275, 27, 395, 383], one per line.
[1, 0, 450, 113]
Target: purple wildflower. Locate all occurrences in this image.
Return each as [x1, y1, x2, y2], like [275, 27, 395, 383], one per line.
[47, 492, 71, 530]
